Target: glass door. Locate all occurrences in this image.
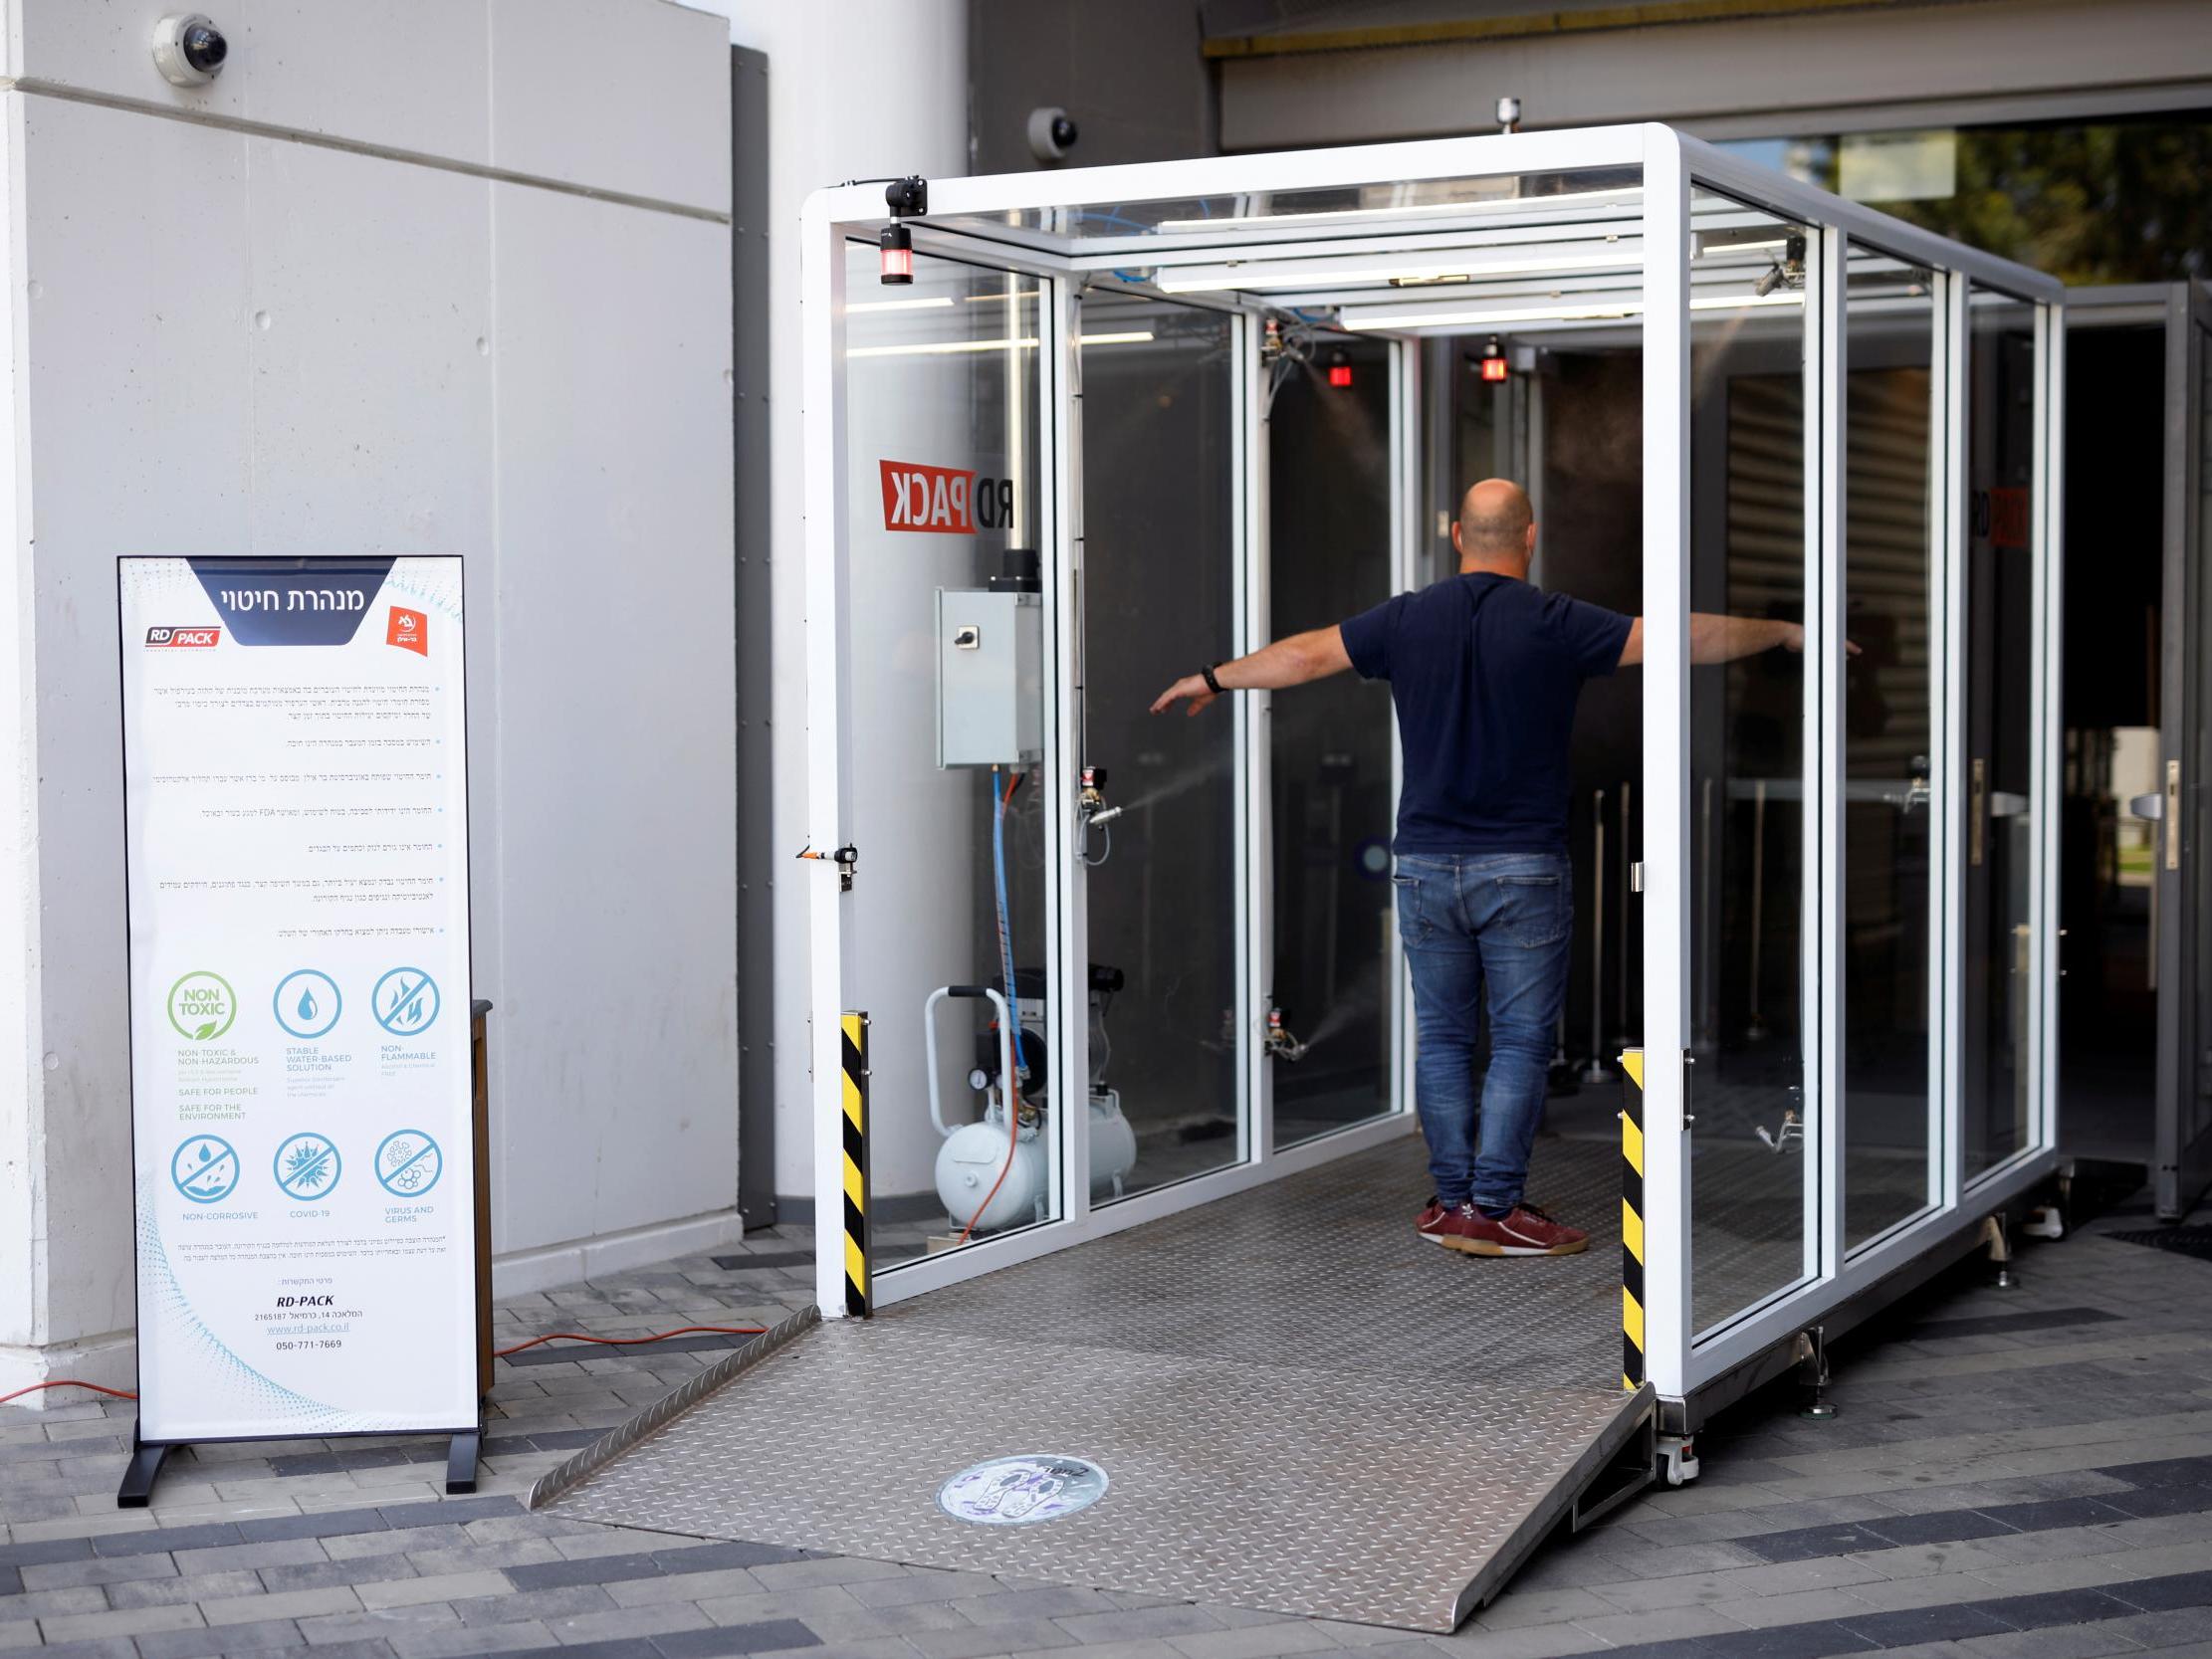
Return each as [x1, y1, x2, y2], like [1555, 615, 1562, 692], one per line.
[1838, 243, 1944, 1251]
[1265, 328, 1401, 1149]
[1960, 289, 2041, 1182]
[2153, 285, 2212, 1220]
[837, 245, 1068, 1273]
[1685, 191, 1821, 1338]
[1072, 291, 1249, 1201]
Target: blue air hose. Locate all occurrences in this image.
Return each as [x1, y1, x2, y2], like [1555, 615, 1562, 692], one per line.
[993, 771, 1020, 1086]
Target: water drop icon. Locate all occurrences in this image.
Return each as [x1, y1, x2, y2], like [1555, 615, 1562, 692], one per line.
[298, 987, 318, 1021]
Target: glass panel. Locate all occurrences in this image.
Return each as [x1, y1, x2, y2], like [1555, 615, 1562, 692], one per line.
[1268, 332, 1397, 1145]
[1077, 293, 1243, 1198]
[927, 171, 1645, 262]
[1686, 190, 1818, 1335]
[1962, 289, 2040, 1180]
[1842, 245, 1941, 1249]
[2056, 322, 2161, 1164]
[2190, 322, 2212, 1156]
[841, 246, 1058, 1268]
[1717, 116, 2212, 286]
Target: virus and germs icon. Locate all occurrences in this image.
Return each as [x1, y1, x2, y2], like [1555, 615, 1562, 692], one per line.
[381, 1137, 433, 1192]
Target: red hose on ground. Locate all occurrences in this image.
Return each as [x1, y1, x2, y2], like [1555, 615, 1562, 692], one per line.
[0, 1380, 137, 1406]
[493, 1323, 766, 1357]
[0, 1325, 771, 1406]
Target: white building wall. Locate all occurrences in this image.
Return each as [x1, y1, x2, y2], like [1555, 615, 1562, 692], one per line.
[0, 0, 736, 1398]
[677, 0, 972, 1205]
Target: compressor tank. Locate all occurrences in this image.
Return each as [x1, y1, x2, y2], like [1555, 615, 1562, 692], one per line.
[934, 1092, 1139, 1232]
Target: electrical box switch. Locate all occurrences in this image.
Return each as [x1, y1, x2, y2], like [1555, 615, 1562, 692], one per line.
[938, 588, 1042, 767]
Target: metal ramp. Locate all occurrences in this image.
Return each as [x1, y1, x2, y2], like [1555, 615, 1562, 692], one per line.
[535, 1136, 1656, 1632]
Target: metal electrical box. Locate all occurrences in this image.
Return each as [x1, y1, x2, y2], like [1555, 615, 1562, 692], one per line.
[936, 588, 1043, 767]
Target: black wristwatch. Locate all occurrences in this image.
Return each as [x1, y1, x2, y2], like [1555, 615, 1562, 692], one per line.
[1201, 663, 1223, 696]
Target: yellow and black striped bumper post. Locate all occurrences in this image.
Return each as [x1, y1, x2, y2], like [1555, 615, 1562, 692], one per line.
[841, 1012, 872, 1319]
[1618, 1048, 1646, 1391]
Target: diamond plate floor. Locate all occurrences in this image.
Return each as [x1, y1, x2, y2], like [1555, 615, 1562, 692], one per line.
[545, 1135, 1655, 1631]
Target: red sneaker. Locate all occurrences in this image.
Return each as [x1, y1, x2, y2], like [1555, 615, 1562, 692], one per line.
[1423, 1200, 1587, 1257]
[1416, 1197, 1452, 1244]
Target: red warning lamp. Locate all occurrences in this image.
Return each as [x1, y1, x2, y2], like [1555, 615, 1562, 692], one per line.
[879, 222, 914, 286]
[1327, 360, 1354, 388]
[1479, 355, 1510, 383]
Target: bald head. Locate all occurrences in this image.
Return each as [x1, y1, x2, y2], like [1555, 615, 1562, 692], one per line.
[1455, 480, 1535, 574]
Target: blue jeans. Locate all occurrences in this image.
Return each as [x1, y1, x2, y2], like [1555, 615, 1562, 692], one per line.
[1393, 851, 1572, 1213]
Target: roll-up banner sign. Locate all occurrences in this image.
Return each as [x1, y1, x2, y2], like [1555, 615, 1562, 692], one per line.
[117, 556, 475, 1461]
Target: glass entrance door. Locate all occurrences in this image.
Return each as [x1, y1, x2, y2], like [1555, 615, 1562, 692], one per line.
[1960, 289, 2042, 1183]
[1073, 291, 1248, 1201]
[837, 246, 1068, 1274]
[2152, 286, 2212, 1220]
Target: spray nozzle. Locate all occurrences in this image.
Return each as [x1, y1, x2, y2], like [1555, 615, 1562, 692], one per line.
[1755, 1109, 1804, 1153]
[1753, 233, 1809, 299]
[1264, 1008, 1309, 1064]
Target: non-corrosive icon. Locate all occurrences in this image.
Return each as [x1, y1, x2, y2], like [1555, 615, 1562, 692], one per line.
[273, 969, 341, 1039]
[372, 967, 440, 1036]
[375, 1130, 442, 1197]
[171, 1135, 239, 1204]
[167, 970, 237, 1042]
[273, 1133, 342, 1201]
[937, 1455, 1109, 1526]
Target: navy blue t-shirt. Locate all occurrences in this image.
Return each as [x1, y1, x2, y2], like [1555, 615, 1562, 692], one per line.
[1339, 573, 1633, 854]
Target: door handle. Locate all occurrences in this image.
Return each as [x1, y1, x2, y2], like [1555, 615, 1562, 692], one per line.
[1969, 758, 1987, 867]
[2127, 793, 2163, 820]
[2168, 758, 2182, 872]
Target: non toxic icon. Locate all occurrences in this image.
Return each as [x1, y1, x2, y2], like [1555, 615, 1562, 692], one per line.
[171, 1136, 239, 1204]
[166, 971, 237, 1042]
[273, 969, 341, 1039]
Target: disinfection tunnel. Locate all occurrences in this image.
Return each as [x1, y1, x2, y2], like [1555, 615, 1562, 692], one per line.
[530, 126, 2068, 1632]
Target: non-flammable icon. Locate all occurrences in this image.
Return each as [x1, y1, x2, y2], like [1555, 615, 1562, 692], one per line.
[373, 967, 440, 1036]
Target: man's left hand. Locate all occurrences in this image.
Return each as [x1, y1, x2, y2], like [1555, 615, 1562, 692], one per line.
[1150, 675, 1217, 717]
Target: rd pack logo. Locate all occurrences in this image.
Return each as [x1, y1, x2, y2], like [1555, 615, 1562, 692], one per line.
[880, 460, 1015, 535]
[145, 626, 221, 648]
[387, 606, 427, 656]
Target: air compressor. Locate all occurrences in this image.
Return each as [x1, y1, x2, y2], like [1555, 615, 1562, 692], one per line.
[929, 548, 1139, 1235]
[925, 965, 1138, 1231]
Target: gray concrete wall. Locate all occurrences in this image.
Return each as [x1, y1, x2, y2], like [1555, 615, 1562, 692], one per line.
[1217, 0, 2212, 148]
[0, 0, 737, 1396]
[969, 0, 1217, 173]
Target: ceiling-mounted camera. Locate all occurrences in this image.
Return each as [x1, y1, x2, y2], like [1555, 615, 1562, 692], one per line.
[151, 13, 228, 87]
[1027, 107, 1079, 164]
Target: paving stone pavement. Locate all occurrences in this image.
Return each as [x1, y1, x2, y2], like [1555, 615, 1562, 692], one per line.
[6, 1195, 2212, 1659]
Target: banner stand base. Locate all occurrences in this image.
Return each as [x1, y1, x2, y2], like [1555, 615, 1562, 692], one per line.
[116, 1429, 168, 1509]
[115, 1419, 484, 1509]
[446, 1428, 481, 1494]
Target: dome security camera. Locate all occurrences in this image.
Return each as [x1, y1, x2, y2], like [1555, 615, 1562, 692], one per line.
[152, 13, 228, 86]
[1027, 107, 1078, 164]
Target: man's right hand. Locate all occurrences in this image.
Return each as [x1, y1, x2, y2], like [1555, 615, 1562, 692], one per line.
[1150, 674, 1218, 717]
